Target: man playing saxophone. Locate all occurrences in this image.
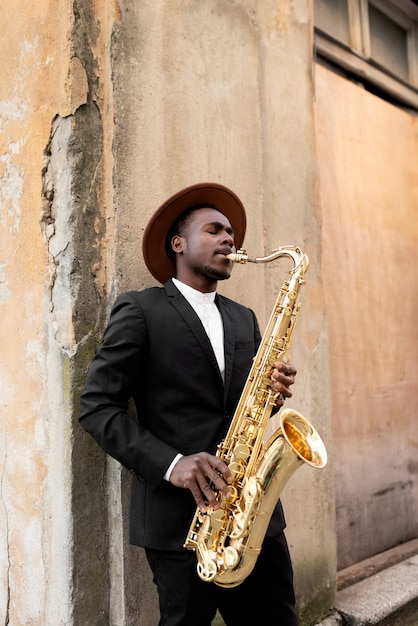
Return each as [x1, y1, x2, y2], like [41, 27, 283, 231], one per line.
[79, 183, 298, 625]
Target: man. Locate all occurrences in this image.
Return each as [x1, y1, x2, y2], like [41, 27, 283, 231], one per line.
[79, 182, 298, 625]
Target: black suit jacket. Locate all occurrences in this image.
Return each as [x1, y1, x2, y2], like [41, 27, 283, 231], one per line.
[79, 279, 285, 549]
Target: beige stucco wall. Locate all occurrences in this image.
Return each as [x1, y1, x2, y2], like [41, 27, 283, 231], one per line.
[315, 63, 418, 569]
[0, 1, 337, 624]
[0, 2, 77, 623]
[0, 1, 116, 623]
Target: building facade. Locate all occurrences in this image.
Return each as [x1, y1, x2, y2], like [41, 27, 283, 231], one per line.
[0, 1, 417, 624]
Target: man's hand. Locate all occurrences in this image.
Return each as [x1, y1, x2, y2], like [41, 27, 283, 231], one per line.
[271, 362, 297, 408]
[170, 452, 232, 513]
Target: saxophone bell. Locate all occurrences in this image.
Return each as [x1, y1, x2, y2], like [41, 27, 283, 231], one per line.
[280, 408, 327, 469]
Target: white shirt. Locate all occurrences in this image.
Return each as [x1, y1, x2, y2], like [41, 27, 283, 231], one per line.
[172, 278, 225, 379]
[164, 278, 225, 480]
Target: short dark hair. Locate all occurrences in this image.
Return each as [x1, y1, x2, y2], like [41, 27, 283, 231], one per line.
[165, 203, 218, 263]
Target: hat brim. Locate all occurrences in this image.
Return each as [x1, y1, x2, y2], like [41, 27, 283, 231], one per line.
[142, 182, 247, 284]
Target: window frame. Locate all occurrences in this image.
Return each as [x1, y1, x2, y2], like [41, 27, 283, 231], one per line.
[314, 0, 418, 109]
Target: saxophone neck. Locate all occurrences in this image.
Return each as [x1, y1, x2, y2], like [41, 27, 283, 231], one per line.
[227, 245, 309, 276]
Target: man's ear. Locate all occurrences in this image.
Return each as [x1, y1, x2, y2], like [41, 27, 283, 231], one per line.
[171, 234, 184, 254]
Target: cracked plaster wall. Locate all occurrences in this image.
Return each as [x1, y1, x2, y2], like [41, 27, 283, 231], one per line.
[0, 1, 115, 623]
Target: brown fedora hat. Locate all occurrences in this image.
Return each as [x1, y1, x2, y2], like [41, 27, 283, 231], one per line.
[142, 182, 247, 284]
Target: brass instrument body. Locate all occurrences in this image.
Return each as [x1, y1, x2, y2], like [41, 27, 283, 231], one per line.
[183, 246, 327, 588]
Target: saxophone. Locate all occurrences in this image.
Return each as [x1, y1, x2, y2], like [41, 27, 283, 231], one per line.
[183, 245, 327, 588]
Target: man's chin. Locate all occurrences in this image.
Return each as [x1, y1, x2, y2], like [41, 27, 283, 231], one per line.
[211, 266, 232, 281]
[197, 266, 232, 282]
[216, 272, 231, 281]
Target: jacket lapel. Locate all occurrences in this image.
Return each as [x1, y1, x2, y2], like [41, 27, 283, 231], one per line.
[216, 294, 236, 404]
[164, 280, 224, 383]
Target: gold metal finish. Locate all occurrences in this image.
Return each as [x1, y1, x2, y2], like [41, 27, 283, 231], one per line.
[184, 246, 327, 587]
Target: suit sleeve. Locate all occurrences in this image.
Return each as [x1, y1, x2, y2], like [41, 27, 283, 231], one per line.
[79, 293, 179, 485]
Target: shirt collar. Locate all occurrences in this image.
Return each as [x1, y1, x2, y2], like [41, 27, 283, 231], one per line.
[172, 278, 216, 305]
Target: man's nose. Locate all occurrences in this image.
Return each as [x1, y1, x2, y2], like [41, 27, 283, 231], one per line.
[221, 231, 234, 246]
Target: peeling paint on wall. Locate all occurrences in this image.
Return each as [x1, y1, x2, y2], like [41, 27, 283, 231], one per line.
[0, 154, 23, 234]
[0, 97, 27, 236]
[41, 114, 77, 353]
[0, 1, 78, 622]
[0, 263, 11, 303]
[62, 56, 89, 117]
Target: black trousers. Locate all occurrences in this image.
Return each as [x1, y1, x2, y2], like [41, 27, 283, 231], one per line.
[145, 533, 298, 626]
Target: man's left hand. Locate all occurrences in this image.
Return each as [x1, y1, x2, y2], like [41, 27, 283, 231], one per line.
[271, 362, 297, 408]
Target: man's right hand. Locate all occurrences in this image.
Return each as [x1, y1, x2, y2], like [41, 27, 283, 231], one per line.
[169, 452, 232, 513]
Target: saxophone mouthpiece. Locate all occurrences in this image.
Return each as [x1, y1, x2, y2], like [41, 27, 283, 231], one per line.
[226, 250, 255, 263]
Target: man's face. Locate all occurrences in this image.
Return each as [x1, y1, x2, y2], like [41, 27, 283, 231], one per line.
[173, 207, 236, 284]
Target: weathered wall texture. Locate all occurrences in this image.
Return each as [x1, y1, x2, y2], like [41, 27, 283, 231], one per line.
[315, 63, 418, 569]
[0, 0, 115, 624]
[0, 2, 79, 623]
[11, 0, 418, 624]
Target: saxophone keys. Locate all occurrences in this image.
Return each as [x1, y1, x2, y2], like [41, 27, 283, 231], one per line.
[224, 485, 238, 503]
[233, 443, 250, 459]
[262, 374, 275, 387]
[228, 461, 244, 480]
[244, 476, 261, 499]
[197, 560, 217, 582]
[210, 508, 226, 530]
[223, 546, 239, 569]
